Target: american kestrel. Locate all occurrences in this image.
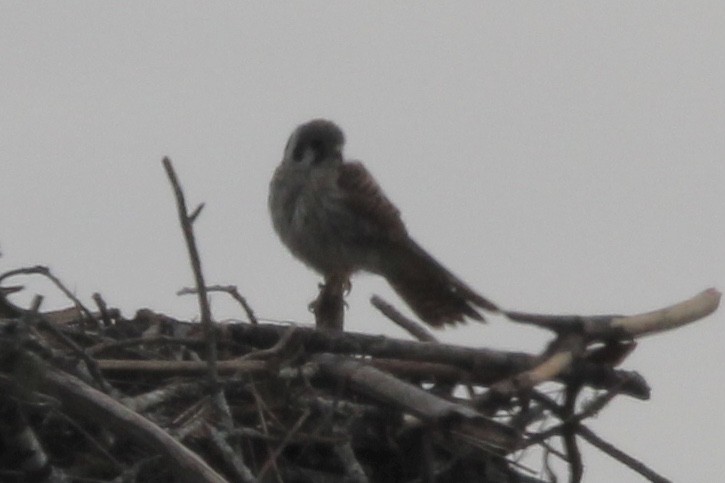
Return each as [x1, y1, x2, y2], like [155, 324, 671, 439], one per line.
[268, 119, 497, 327]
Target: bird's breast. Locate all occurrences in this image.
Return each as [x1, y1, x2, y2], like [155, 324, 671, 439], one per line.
[269, 167, 362, 275]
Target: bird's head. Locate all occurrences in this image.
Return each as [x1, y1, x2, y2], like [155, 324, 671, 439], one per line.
[282, 119, 345, 169]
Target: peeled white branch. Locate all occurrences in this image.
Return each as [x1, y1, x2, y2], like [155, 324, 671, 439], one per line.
[610, 288, 720, 338]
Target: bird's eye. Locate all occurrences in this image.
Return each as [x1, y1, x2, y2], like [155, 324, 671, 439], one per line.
[309, 139, 323, 153]
[291, 143, 306, 162]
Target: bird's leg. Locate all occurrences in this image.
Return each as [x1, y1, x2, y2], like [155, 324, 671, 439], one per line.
[310, 273, 349, 332]
[341, 278, 352, 295]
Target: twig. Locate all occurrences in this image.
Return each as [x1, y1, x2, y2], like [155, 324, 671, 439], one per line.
[162, 157, 219, 389]
[52, 408, 125, 473]
[562, 384, 583, 483]
[0, 398, 58, 482]
[577, 425, 672, 483]
[0, 266, 98, 328]
[249, 382, 283, 481]
[178, 285, 258, 325]
[0, 284, 23, 318]
[121, 381, 203, 413]
[371, 295, 438, 342]
[333, 440, 369, 483]
[257, 409, 311, 480]
[92, 292, 114, 327]
[0, 285, 22, 295]
[169, 397, 211, 441]
[521, 387, 623, 450]
[236, 325, 300, 362]
[22, 296, 113, 394]
[86, 335, 201, 357]
[96, 358, 270, 376]
[189, 202, 205, 223]
[478, 333, 586, 409]
[208, 425, 256, 482]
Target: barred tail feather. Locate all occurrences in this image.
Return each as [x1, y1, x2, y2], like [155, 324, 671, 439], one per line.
[381, 240, 498, 327]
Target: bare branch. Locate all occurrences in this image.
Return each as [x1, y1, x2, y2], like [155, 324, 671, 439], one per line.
[162, 157, 219, 388]
[96, 358, 269, 376]
[505, 288, 720, 341]
[36, 363, 228, 483]
[610, 288, 720, 338]
[577, 425, 672, 483]
[207, 425, 255, 482]
[313, 353, 520, 453]
[371, 295, 438, 342]
[0, 266, 97, 326]
[178, 284, 258, 325]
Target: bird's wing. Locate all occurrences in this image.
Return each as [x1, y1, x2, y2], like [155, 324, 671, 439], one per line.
[335, 161, 408, 243]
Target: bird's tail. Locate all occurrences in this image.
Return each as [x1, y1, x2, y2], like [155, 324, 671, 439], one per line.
[380, 240, 498, 327]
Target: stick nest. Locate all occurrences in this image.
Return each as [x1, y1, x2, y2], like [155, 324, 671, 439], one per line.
[0, 159, 717, 482]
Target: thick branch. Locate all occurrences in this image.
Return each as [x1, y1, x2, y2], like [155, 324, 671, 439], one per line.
[313, 353, 520, 453]
[225, 322, 533, 382]
[610, 288, 720, 338]
[36, 363, 227, 483]
[505, 288, 720, 341]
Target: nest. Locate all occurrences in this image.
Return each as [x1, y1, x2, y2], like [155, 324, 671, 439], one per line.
[0, 160, 717, 482]
[0, 275, 718, 483]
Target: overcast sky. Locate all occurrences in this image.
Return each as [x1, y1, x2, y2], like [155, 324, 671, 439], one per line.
[1, 3, 723, 482]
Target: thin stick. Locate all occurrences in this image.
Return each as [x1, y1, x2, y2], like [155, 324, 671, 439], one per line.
[371, 295, 438, 342]
[577, 425, 672, 483]
[208, 425, 255, 482]
[0, 266, 98, 327]
[92, 292, 113, 327]
[162, 157, 218, 388]
[24, 295, 113, 394]
[522, 387, 622, 450]
[257, 409, 311, 480]
[178, 285, 258, 325]
[562, 384, 583, 483]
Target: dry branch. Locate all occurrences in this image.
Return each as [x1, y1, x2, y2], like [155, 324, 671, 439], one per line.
[313, 353, 520, 453]
[505, 288, 720, 341]
[162, 157, 219, 388]
[371, 294, 438, 342]
[609, 288, 719, 337]
[31, 359, 227, 483]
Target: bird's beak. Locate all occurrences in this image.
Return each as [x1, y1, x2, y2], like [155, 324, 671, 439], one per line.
[333, 145, 344, 162]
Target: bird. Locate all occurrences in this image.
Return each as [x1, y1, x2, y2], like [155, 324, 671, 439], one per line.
[268, 119, 497, 327]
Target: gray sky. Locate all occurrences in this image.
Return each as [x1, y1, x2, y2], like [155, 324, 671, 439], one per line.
[2, 3, 723, 482]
